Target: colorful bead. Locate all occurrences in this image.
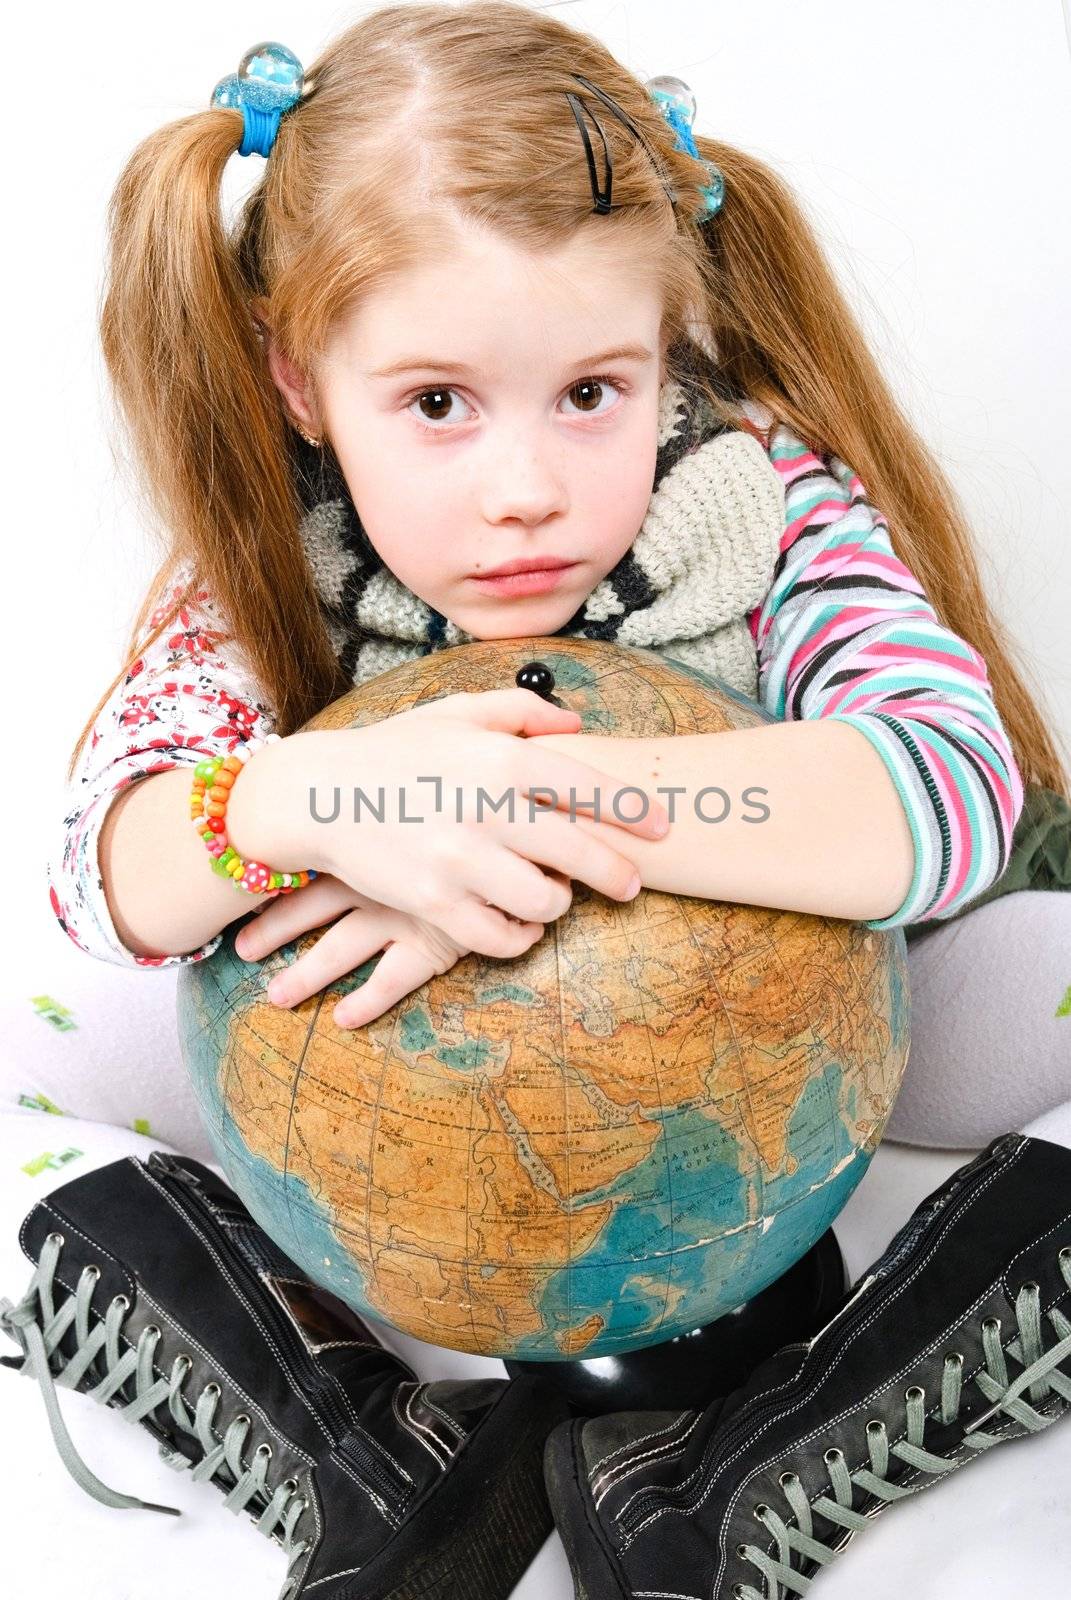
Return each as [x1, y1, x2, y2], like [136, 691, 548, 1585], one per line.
[189, 733, 316, 902]
[211, 42, 305, 161]
[646, 74, 696, 126]
[237, 43, 305, 112]
[209, 75, 244, 112]
[241, 862, 272, 893]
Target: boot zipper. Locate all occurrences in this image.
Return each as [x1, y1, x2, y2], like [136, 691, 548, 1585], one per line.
[145, 1151, 413, 1520]
[616, 1131, 1025, 1537]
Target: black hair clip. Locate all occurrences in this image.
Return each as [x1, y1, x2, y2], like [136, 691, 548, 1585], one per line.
[565, 73, 679, 215]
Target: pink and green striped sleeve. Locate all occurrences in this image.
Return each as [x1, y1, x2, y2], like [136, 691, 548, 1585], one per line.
[743, 415, 1025, 932]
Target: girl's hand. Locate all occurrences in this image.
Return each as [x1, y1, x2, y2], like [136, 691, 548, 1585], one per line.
[305, 688, 670, 958]
[232, 869, 558, 1030]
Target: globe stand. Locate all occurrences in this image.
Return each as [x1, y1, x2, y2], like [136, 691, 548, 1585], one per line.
[504, 1224, 847, 1416]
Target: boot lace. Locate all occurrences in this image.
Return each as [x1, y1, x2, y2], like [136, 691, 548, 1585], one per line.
[0, 1230, 313, 1600]
[732, 1247, 1071, 1599]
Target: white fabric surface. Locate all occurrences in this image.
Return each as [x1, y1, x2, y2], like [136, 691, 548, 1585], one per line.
[2, 918, 1069, 1595]
[884, 891, 1071, 1148]
[1, 935, 219, 1166]
[1, 1101, 1069, 1598]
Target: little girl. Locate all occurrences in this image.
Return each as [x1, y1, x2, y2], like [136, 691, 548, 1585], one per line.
[45, 1, 1069, 1588]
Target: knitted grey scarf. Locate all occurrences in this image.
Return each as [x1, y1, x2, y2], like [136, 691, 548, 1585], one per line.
[291, 340, 786, 701]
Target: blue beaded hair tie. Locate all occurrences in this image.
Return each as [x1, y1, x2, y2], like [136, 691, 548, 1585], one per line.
[211, 41, 305, 158]
[645, 75, 725, 219]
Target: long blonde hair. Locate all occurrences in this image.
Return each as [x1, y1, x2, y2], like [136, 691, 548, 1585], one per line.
[70, 0, 1069, 800]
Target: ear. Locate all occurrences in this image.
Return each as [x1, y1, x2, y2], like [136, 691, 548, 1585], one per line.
[252, 297, 321, 434]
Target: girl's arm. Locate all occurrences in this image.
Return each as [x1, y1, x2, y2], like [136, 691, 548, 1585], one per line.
[48, 569, 292, 967]
[532, 419, 1025, 929]
[530, 716, 916, 923]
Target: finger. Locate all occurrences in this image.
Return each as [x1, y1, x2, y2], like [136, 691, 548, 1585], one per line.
[451, 841, 576, 924]
[435, 896, 546, 960]
[498, 814, 643, 903]
[264, 904, 396, 1009]
[512, 744, 670, 839]
[235, 877, 359, 961]
[435, 687, 582, 737]
[332, 942, 440, 1030]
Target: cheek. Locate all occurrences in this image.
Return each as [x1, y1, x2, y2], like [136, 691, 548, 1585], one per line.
[582, 418, 659, 547]
[333, 430, 453, 569]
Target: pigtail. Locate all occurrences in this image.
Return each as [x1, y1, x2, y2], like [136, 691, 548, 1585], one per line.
[67, 105, 348, 779]
[690, 135, 1070, 799]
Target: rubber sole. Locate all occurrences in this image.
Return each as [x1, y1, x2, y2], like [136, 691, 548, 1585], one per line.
[331, 1375, 571, 1600]
[542, 1418, 633, 1600]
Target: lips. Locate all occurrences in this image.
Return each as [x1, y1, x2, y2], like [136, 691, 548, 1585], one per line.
[468, 563, 577, 597]
[471, 557, 575, 578]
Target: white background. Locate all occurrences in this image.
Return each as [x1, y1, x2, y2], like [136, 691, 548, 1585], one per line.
[1, 5, 1069, 1595]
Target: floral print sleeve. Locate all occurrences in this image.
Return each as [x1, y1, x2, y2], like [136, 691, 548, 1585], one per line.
[48, 568, 279, 968]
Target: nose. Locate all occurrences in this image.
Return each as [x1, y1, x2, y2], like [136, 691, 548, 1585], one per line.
[477, 424, 568, 528]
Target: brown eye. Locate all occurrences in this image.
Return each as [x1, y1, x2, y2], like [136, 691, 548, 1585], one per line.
[562, 374, 628, 419]
[415, 388, 454, 423]
[568, 378, 606, 413]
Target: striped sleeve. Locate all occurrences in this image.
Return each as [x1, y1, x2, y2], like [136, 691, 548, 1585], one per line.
[743, 417, 1025, 932]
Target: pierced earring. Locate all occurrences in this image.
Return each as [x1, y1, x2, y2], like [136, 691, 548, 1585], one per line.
[295, 424, 322, 448]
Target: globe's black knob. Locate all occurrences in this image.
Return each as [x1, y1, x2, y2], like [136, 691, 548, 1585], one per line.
[516, 661, 558, 702]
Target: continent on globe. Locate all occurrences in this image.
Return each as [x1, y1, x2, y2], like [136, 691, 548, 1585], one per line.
[178, 639, 909, 1360]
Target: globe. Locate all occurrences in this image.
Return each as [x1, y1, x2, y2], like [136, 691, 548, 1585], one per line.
[177, 639, 910, 1360]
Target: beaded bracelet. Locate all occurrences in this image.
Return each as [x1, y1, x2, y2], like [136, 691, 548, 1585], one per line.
[190, 732, 318, 895]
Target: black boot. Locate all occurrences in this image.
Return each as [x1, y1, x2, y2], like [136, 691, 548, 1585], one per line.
[0, 1149, 569, 1600]
[544, 1131, 1071, 1599]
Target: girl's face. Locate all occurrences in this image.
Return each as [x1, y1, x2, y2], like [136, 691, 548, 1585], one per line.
[266, 222, 668, 639]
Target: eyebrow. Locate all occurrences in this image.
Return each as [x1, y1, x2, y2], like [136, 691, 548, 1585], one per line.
[368, 343, 656, 380]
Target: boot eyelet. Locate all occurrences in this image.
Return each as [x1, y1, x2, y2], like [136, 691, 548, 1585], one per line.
[736, 1542, 750, 1558]
[176, 1355, 193, 1374]
[866, 1420, 884, 1434]
[1059, 1248, 1070, 1265]
[235, 1413, 251, 1428]
[778, 1471, 799, 1488]
[83, 1265, 100, 1282]
[905, 1386, 925, 1402]
[113, 1295, 130, 1311]
[282, 1478, 299, 1493]
[823, 1447, 844, 1465]
[255, 1443, 273, 1460]
[47, 1231, 64, 1247]
[982, 1316, 1001, 1333]
[733, 1587, 747, 1599]
[145, 1324, 161, 1339]
[205, 1383, 221, 1398]
[753, 1503, 769, 1521]
[1016, 1281, 1040, 1298]
[945, 1352, 964, 1367]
